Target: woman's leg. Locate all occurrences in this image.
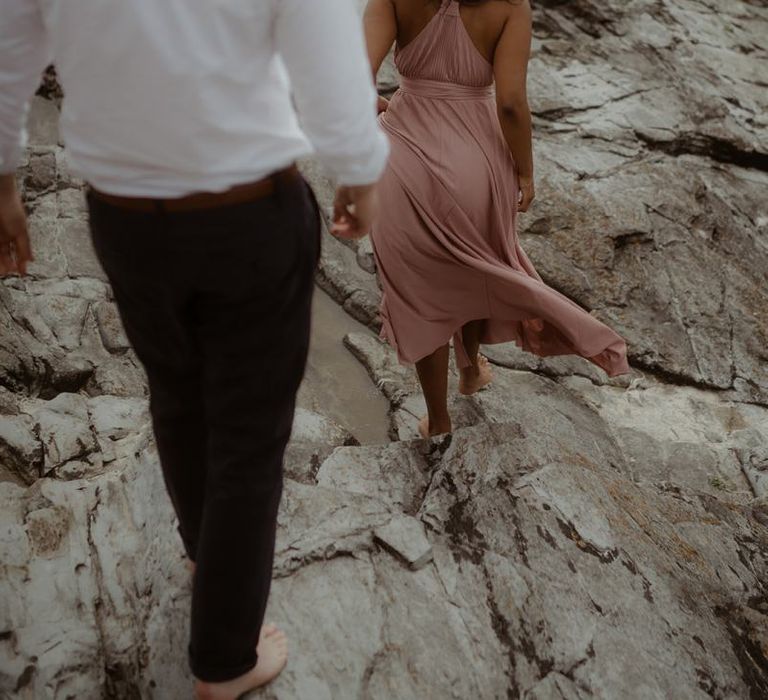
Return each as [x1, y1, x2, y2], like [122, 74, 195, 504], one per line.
[461, 320, 484, 366]
[459, 320, 493, 395]
[415, 344, 452, 437]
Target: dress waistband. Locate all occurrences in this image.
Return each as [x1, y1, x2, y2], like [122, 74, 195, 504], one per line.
[399, 77, 494, 101]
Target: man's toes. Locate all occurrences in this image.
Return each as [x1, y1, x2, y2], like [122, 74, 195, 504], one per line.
[265, 630, 287, 649]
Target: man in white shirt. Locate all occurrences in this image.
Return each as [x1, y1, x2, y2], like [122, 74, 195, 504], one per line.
[0, 0, 389, 697]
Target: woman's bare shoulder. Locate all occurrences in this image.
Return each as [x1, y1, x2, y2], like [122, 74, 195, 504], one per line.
[461, 0, 529, 55]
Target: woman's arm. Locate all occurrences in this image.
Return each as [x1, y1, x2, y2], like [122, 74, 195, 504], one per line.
[493, 1, 535, 212]
[363, 0, 397, 80]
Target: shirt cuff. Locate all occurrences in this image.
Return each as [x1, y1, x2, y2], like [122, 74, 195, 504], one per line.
[0, 108, 29, 175]
[333, 130, 390, 187]
[0, 139, 25, 175]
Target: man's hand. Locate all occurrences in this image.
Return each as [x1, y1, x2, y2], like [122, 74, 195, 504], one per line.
[518, 174, 535, 213]
[331, 183, 379, 240]
[0, 175, 32, 276]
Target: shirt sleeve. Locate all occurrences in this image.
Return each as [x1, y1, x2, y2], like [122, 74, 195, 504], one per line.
[275, 0, 389, 186]
[0, 0, 52, 175]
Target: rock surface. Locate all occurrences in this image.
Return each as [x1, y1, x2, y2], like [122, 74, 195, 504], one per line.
[2, 1, 768, 699]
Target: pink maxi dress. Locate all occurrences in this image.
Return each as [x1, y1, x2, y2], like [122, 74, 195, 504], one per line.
[371, 0, 630, 377]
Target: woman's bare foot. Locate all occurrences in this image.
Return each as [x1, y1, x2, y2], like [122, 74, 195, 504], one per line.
[194, 625, 289, 700]
[459, 355, 493, 395]
[418, 415, 452, 438]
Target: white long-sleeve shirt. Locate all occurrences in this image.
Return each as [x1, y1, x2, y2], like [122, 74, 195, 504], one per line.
[0, 0, 389, 195]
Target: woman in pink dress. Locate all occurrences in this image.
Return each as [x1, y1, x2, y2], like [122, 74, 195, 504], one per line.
[362, 0, 630, 437]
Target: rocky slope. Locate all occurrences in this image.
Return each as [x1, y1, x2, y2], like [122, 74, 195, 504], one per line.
[2, 0, 768, 698]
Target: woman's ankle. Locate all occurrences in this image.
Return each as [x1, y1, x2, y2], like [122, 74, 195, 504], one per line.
[461, 363, 480, 378]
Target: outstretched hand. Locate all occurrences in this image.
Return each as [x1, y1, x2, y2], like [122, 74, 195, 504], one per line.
[0, 175, 33, 276]
[331, 183, 379, 240]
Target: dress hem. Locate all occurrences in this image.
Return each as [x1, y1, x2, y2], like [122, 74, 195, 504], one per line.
[379, 313, 631, 378]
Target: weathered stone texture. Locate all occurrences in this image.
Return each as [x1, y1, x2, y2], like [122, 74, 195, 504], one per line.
[2, 1, 768, 698]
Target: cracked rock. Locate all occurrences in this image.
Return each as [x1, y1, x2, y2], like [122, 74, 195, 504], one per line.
[374, 514, 433, 570]
[284, 408, 358, 483]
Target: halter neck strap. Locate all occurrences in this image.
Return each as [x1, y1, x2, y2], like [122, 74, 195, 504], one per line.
[442, 0, 460, 17]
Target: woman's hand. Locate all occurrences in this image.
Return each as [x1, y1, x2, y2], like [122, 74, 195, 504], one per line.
[518, 174, 535, 213]
[377, 95, 390, 115]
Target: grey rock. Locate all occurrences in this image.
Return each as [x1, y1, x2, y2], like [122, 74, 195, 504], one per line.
[93, 300, 130, 354]
[521, 0, 768, 400]
[26, 96, 60, 147]
[0, 276, 147, 400]
[0, 414, 42, 485]
[374, 514, 433, 570]
[0, 448, 190, 699]
[737, 446, 768, 498]
[284, 408, 357, 483]
[523, 672, 590, 700]
[417, 424, 768, 698]
[87, 395, 149, 462]
[27, 392, 99, 477]
[0, 392, 150, 486]
[344, 332, 419, 407]
[274, 480, 392, 578]
[355, 235, 376, 274]
[21, 151, 56, 195]
[317, 440, 432, 513]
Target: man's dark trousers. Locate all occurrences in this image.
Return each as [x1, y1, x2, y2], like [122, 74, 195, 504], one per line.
[87, 174, 320, 682]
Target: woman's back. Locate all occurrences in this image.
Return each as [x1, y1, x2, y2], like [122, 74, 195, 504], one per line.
[393, 0, 511, 86]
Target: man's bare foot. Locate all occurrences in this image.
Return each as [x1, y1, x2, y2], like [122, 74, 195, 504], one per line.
[418, 415, 452, 438]
[194, 625, 289, 700]
[459, 355, 493, 395]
